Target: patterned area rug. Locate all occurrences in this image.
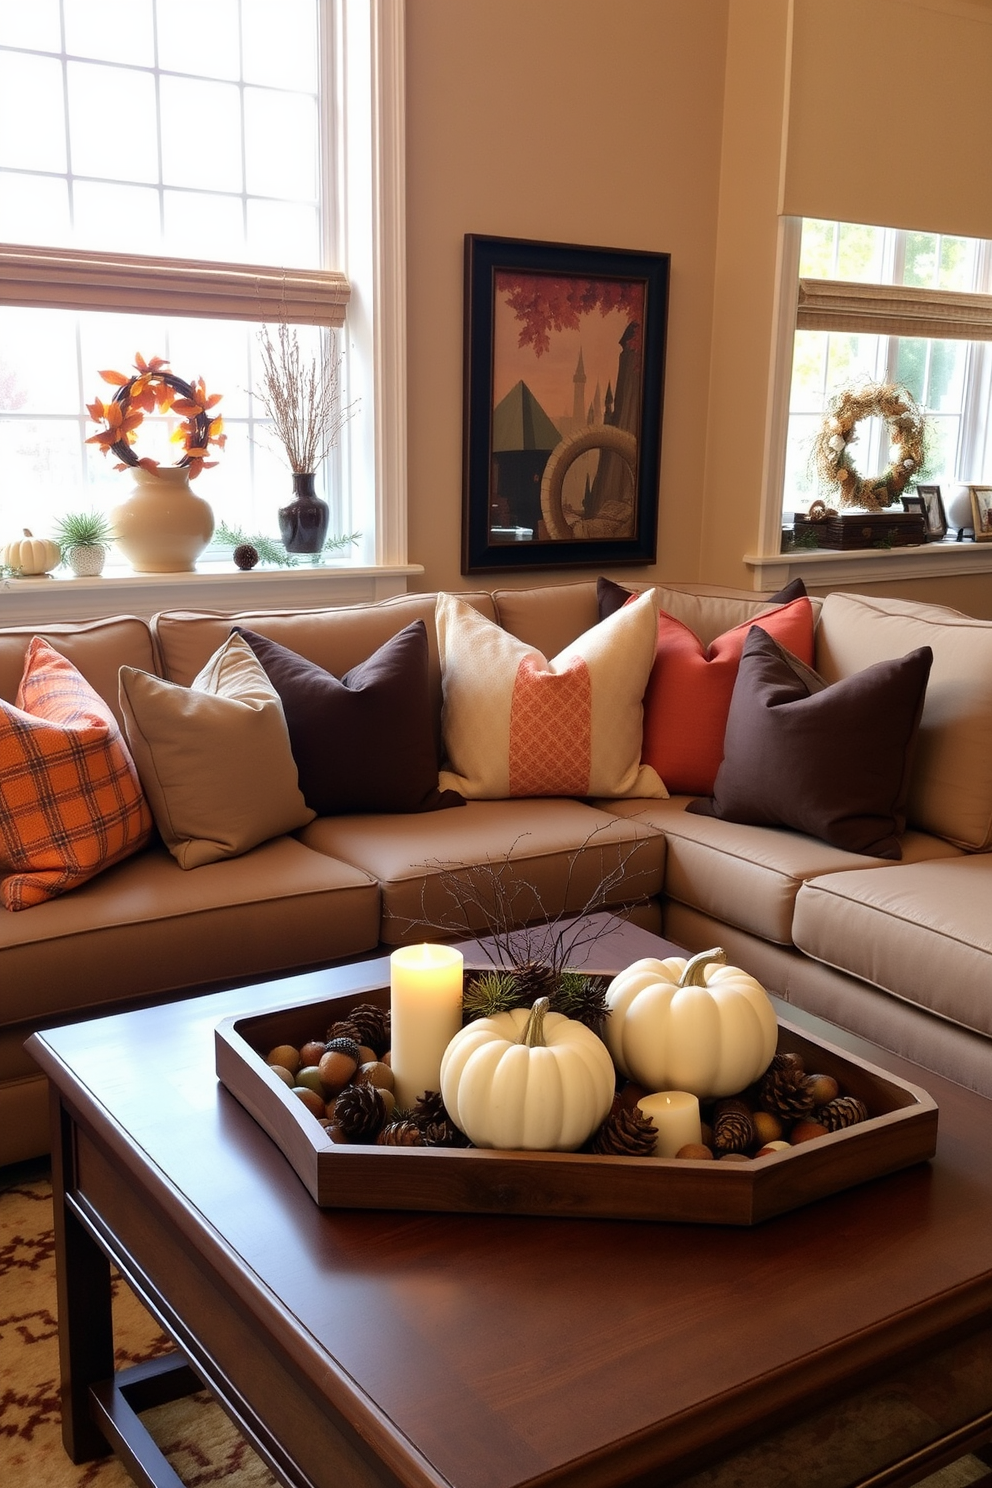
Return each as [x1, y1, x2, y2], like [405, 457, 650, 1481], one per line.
[0, 1163, 276, 1487]
[2, 1162, 990, 1488]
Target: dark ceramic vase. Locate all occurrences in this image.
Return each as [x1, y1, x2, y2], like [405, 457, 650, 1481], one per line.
[278, 472, 330, 554]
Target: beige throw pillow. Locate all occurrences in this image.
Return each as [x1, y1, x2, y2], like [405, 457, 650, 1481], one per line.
[119, 633, 315, 869]
[436, 589, 667, 800]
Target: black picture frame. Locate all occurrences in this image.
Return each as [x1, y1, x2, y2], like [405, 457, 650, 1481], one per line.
[905, 484, 948, 541]
[462, 234, 669, 574]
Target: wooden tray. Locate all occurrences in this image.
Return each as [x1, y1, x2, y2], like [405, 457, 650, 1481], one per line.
[214, 984, 939, 1225]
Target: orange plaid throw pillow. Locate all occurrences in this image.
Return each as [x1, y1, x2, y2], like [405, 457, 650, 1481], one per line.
[0, 637, 152, 911]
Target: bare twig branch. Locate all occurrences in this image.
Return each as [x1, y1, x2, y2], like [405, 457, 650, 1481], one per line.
[253, 324, 360, 473]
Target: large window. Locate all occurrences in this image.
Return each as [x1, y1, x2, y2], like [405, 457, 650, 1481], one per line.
[0, 0, 368, 564]
[783, 219, 992, 523]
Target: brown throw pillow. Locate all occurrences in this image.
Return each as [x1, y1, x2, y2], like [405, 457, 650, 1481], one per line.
[236, 621, 464, 817]
[687, 627, 933, 859]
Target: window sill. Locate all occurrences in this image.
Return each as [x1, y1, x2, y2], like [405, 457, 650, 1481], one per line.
[744, 539, 992, 589]
[0, 562, 425, 628]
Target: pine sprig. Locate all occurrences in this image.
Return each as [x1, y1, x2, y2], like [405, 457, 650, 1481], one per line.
[215, 521, 360, 567]
[462, 970, 529, 1020]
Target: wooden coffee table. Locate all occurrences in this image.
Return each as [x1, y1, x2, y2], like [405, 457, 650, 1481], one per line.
[27, 919, 992, 1488]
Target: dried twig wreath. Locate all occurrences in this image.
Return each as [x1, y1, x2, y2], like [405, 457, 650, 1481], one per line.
[86, 353, 225, 479]
[811, 381, 928, 513]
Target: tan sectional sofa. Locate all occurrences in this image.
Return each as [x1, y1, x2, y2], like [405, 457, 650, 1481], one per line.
[2, 579, 991, 1166]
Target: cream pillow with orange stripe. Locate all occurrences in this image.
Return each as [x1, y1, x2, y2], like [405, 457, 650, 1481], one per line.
[436, 590, 667, 800]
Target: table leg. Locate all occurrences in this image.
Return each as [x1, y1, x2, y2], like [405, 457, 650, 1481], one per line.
[49, 1090, 115, 1463]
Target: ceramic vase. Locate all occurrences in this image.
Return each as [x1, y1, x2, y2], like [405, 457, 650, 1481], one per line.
[111, 466, 215, 573]
[278, 472, 329, 555]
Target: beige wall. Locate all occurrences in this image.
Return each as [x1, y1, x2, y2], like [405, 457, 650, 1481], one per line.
[405, 0, 729, 594]
[404, 0, 992, 618]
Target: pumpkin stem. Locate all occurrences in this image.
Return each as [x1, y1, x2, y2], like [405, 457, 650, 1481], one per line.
[519, 997, 550, 1048]
[678, 947, 727, 988]
[22, 528, 32, 537]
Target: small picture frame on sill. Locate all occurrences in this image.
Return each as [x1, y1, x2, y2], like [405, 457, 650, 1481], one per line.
[970, 486, 992, 541]
[906, 484, 948, 541]
[461, 234, 669, 574]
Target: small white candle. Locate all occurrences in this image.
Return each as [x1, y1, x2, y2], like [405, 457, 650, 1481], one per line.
[637, 1090, 702, 1157]
[389, 943, 464, 1109]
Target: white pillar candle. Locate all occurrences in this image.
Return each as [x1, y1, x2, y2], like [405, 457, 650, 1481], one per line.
[389, 943, 464, 1110]
[636, 1090, 702, 1158]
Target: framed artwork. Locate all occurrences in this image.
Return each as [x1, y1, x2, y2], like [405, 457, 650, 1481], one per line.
[970, 486, 992, 541]
[462, 234, 669, 573]
[905, 484, 948, 541]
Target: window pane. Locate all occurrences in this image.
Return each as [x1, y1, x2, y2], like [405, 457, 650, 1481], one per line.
[73, 180, 162, 253]
[0, 1, 61, 50]
[939, 236, 976, 291]
[244, 88, 317, 200]
[0, 51, 66, 171]
[835, 222, 885, 281]
[156, 0, 240, 80]
[242, 0, 318, 89]
[247, 198, 319, 267]
[160, 76, 243, 193]
[0, 307, 79, 411]
[67, 62, 159, 182]
[0, 172, 70, 244]
[63, 0, 155, 67]
[164, 189, 246, 261]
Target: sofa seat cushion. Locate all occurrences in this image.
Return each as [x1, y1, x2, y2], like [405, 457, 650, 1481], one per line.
[297, 798, 666, 946]
[793, 854, 992, 1039]
[0, 837, 380, 1029]
[599, 796, 963, 945]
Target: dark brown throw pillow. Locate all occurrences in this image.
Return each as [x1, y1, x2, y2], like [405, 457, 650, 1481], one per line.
[235, 622, 464, 817]
[596, 574, 807, 620]
[687, 627, 933, 859]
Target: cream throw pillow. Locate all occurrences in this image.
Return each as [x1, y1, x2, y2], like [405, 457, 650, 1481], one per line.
[436, 589, 667, 800]
[119, 633, 315, 869]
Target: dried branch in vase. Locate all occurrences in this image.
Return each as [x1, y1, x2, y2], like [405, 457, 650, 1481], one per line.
[253, 324, 360, 474]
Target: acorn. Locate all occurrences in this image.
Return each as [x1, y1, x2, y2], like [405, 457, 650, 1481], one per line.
[354, 1060, 394, 1092]
[266, 1043, 301, 1076]
[675, 1143, 714, 1161]
[299, 1039, 327, 1067]
[790, 1119, 830, 1144]
[318, 1038, 361, 1095]
[291, 1086, 325, 1118]
[807, 1073, 840, 1107]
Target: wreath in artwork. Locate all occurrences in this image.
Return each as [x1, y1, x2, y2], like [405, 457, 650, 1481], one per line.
[86, 353, 225, 479]
[811, 381, 928, 513]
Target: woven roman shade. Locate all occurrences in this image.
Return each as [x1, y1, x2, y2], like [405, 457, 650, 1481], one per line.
[0, 244, 350, 326]
[797, 279, 992, 342]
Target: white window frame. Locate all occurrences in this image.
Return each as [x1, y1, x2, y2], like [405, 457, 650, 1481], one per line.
[0, 0, 417, 626]
[748, 216, 992, 587]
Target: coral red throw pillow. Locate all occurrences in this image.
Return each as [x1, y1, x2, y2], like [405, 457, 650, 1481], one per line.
[0, 638, 152, 910]
[640, 597, 815, 795]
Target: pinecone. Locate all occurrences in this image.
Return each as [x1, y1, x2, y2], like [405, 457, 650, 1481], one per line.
[344, 1003, 391, 1057]
[376, 1120, 424, 1146]
[770, 1050, 806, 1075]
[233, 543, 259, 570]
[510, 960, 558, 1004]
[409, 1090, 470, 1147]
[589, 1101, 658, 1157]
[550, 972, 610, 1031]
[333, 1084, 387, 1141]
[712, 1099, 755, 1154]
[757, 1064, 816, 1121]
[817, 1095, 869, 1131]
[326, 1018, 363, 1047]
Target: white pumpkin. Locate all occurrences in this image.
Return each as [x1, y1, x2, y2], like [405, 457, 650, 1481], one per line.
[604, 948, 778, 1099]
[2, 528, 60, 575]
[440, 997, 616, 1151]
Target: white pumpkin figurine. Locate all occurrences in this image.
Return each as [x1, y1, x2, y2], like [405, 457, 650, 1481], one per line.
[2, 528, 61, 577]
[440, 997, 616, 1151]
[604, 948, 778, 1099]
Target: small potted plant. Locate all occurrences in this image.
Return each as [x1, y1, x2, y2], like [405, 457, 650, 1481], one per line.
[53, 510, 117, 577]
